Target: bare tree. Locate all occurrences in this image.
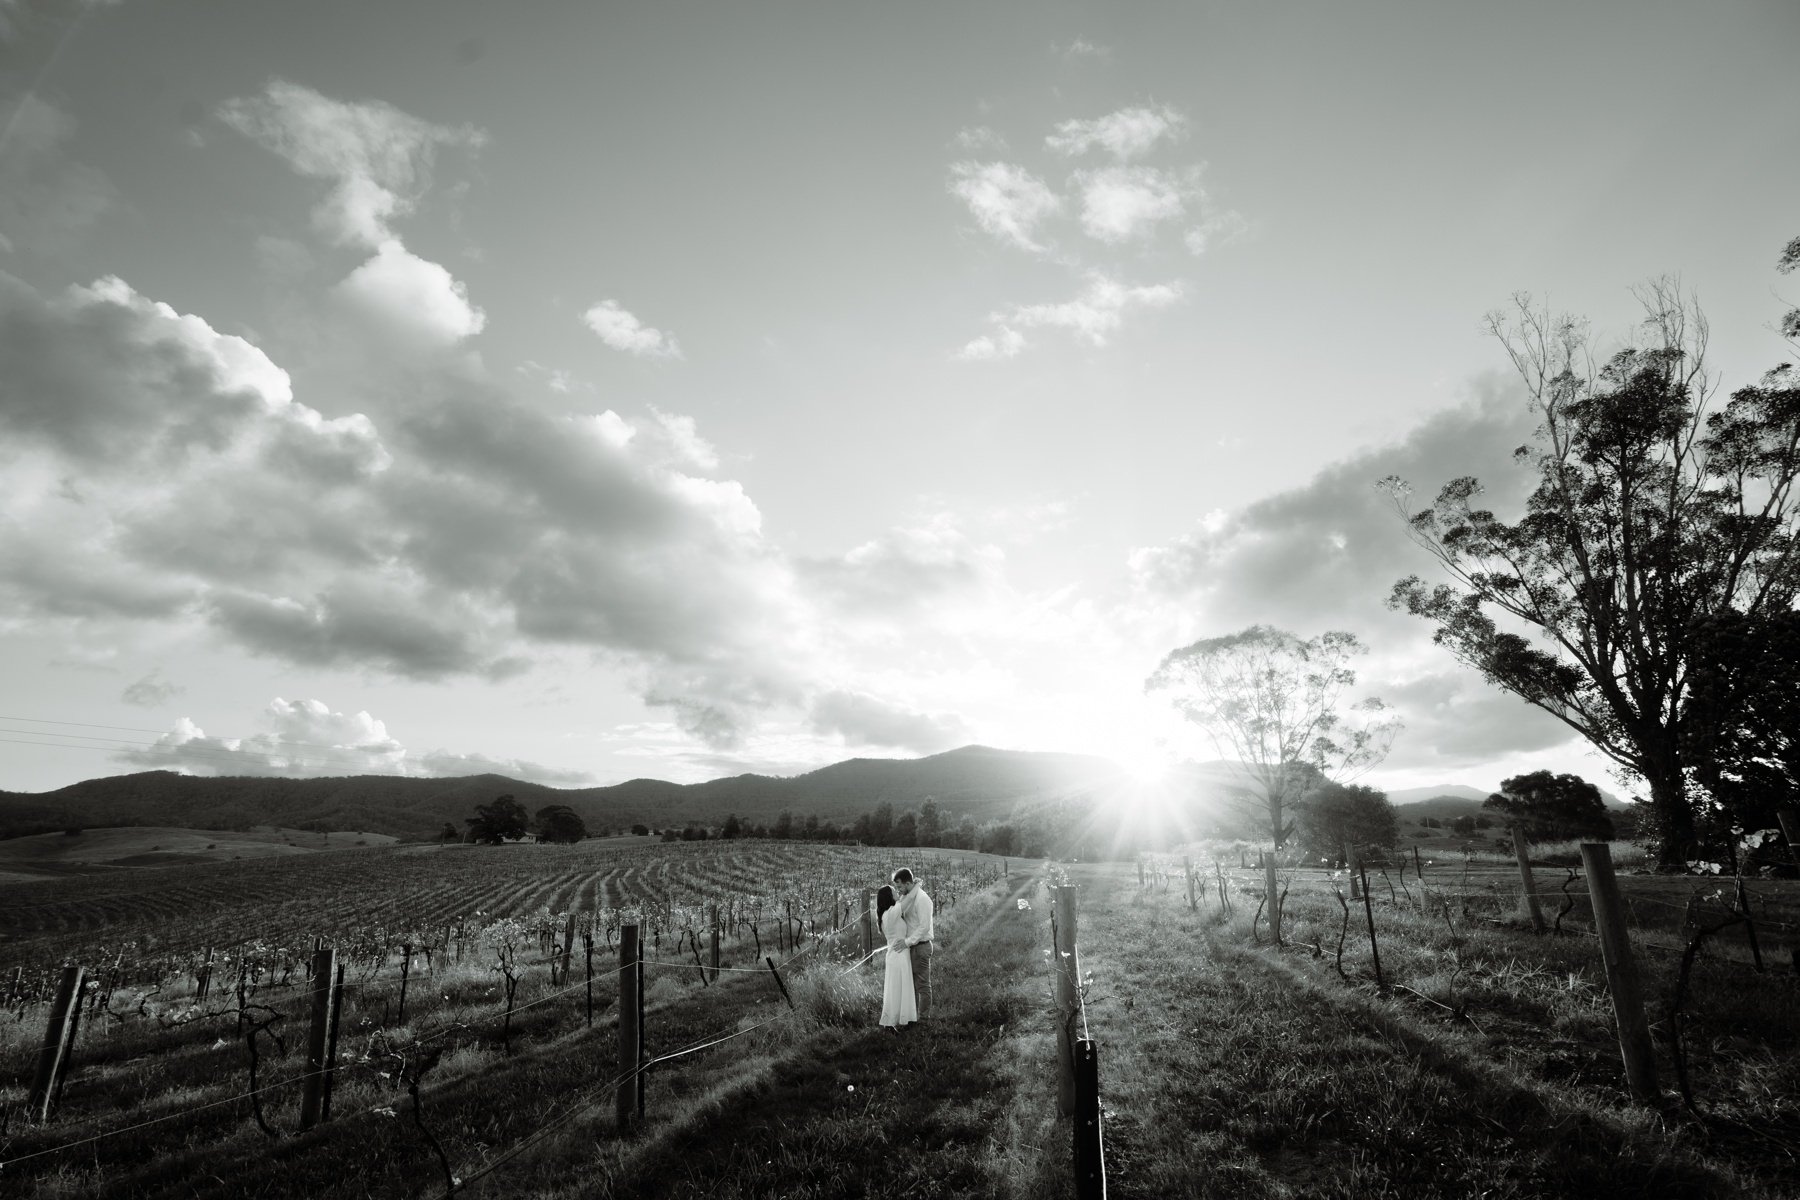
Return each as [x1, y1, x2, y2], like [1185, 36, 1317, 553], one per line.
[1145, 625, 1400, 850]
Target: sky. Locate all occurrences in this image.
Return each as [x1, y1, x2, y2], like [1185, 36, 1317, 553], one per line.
[1, 0, 1796, 801]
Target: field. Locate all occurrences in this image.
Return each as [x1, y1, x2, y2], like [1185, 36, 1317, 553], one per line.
[2, 838, 1798, 1198]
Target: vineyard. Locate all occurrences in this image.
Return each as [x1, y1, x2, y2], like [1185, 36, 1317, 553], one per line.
[0, 838, 1016, 1198]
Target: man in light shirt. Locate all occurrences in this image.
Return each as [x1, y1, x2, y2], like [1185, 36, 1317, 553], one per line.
[892, 867, 933, 1019]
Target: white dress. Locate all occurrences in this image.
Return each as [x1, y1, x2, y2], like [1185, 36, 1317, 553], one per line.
[878, 905, 918, 1028]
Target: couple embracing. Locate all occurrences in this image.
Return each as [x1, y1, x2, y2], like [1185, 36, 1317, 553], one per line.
[875, 867, 933, 1030]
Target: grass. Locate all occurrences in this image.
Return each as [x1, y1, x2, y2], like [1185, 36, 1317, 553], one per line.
[1075, 860, 1800, 1198]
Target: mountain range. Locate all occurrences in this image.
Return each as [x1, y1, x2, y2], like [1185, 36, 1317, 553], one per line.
[0, 745, 1604, 843]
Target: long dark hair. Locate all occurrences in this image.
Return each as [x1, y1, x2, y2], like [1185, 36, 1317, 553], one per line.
[876, 885, 896, 922]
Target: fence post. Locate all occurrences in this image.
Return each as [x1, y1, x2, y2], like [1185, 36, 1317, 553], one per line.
[1778, 809, 1800, 874]
[1053, 886, 1079, 1118]
[1073, 1037, 1107, 1199]
[861, 888, 874, 958]
[29, 965, 84, 1122]
[1184, 856, 1195, 911]
[299, 946, 337, 1130]
[1579, 843, 1659, 1104]
[617, 923, 641, 1129]
[560, 913, 577, 985]
[1348, 852, 1361, 900]
[1263, 853, 1281, 945]
[1512, 827, 1547, 933]
[196, 946, 214, 1002]
[710, 903, 721, 981]
[1357, 860, 1383, 988]
[321, 961, 345, 1122]
[398, 944, 411, 1025]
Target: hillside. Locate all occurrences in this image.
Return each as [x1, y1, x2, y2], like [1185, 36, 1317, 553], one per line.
[0, 745, 1191, 843]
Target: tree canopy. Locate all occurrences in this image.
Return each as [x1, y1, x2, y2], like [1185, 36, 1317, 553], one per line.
[1481, 771, 1615, 843]
[1385, 264, 1800, 867]
[466, 794, 529, 844]
[533, 804, 587, 844]
[1295, 781, 1399, 864]
[1146, 625, 1399, 850]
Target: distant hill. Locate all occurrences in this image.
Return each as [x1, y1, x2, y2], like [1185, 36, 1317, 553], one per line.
[0, 745, 1196, 843]
[1388, 784, 1492, 808]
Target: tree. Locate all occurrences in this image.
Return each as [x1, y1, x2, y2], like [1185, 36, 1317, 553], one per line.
[721, 813, 742, 839]
[533, 804, 587, 844]
[439, 822, 459, 843]
[919, 797, 941, 847]
[1482, 771, 1615, 843]
[1146, 626, 1400, 850]
[1384, 267, 1800, 867]
[630, 823, 649, 837]
[1295, 781, 1399, 865]
[892, 811, 918, 846]
[466, 794, 529, 844]
[771, 810, 794, 840]
[1681, 609, 1800, 859]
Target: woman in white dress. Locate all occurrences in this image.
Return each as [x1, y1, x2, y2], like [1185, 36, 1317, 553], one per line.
[876, 884, 917, 1029]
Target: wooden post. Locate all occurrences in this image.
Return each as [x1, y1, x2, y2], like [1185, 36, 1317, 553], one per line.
[299, 947, 337, 1130]
[1348, 852, 1362, 900]
[861, 888, 874, 958]
[765, 957, 794, 1008]
[1136, 860, 1145, 887]
[1263, 853, 1281, 945]
[560, 913, 577, 984]
[397, 944, 411, 1025]
[1778, 809, 1800, 874]
[1053, 886, 1079, 1117]
[1184, 856, 1195, 911]
[1580, 843, 1659, 1103]
[1357, 860, 1382, 988]
[321, 961, 345, 1122]
[1512, 827, 1546, 933]
[1073, 1037, 1107, 1200]
[29, 965, 84, 1122]
[1215, 861, 1229, 913]
[196, 946, 214, 1002]
[616, 924, 641, 1129]
[583, 933, 594, 1027]
[709, 903, 721, 981]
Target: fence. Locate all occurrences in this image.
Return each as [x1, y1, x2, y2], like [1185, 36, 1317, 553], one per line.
[1136, 839, 1799, 1116]
[1, 858, 1007, 1194]
[1048, 883, 1106, 1200]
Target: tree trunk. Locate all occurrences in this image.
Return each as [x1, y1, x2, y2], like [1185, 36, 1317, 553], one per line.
[1648, 771, 1696, 871]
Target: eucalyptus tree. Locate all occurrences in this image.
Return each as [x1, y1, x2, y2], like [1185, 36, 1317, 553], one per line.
[1384, 258, 1800, 867]
[1145, 625, 1400, 851]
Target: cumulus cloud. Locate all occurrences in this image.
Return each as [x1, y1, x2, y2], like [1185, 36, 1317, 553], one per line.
[582, 299, 682, 358]
[1075, 165, 1191, 242]
[334, 239, 486, 346]
[121, 670, 183, 708]
[948, 161, 1062, 253]
[799, 517, 1003, 623]
[1046, 104, 1186, 159]
[217, 80, 484, 248]
[955, 326, 1025, 361]
[952, 126, 1007, 152]
[986, 274, 1183, 348]
[810, 690, 973, 753]
[114, 697, 598, 784]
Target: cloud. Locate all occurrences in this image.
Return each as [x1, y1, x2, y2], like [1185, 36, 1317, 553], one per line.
[0, 273, 291, 465]
[113, 697, 597, 784]
[1075, 165, 1191, 242]
[810, 690, 972, 753]
[1046, 104, 1186, 159]
[121, 670, 183, 707]
[955, 326, 1025, 361]
[117, 699, 408, 777]
[1054, 39, 1113, 64]
[1185, 209, 1250, 255]
[799, 517, 1002, 623]
[986, 274, 1184, 349]
[1126, 375, 1557, 773]
[333, 239, 486, 346]
[582, 299, 682, 358]
[952, 126, 1007, 152]
[218, 80, 484, 248]
[948, 161, 1062, 253]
